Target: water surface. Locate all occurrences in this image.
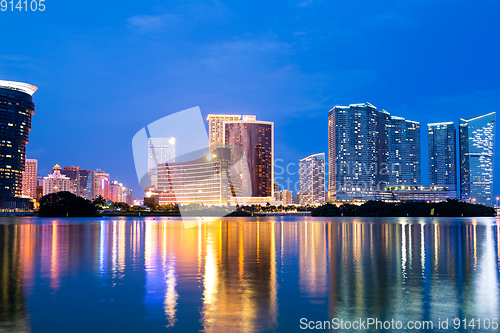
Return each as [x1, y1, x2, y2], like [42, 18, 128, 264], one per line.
[0, 217, 499, 332]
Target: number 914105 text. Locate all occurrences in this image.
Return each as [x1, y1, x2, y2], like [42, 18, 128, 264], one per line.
[1, 0, 45, 11]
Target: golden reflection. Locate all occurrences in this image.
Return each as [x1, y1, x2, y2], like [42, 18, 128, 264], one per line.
[2, 217, 499, 331]
[50, 221, 60, 291]
[200, 221, 278, 332]
[19, 225, 35, 291]
[299, 222, 328, 299]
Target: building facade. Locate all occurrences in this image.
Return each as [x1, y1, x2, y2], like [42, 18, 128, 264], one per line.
[386, 117, 421, 186]
[78, 169, 94, 199]
[21, 159, 38, 199]
[282, 190, 293, 205]
[155, 147, 239, 205]
[224, 116, 274, 202]
[459, 112, 496, 206]
[122, 187, 134, 205]
[60, 166, 80, 196]
[299, 153, 326, 205]
[328, 102, 421, 201]
[109, 181, 123, 202]
[93, 169, 110, 200]
[328, 103, 379, 199]
[207, 114, 241, 151]
[148, 137, 177, 188]
[43, 165, 71, 195]
[428, 122, 457, 191]
[0, 80, 37, 209]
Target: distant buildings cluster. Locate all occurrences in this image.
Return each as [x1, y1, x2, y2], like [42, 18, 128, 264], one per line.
[0, 80, 133, 211]
[23, 163, 134, 205]
[326, 102, 495, 206]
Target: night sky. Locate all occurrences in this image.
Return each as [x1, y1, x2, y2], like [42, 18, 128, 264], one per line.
[1, 0, 499, 198]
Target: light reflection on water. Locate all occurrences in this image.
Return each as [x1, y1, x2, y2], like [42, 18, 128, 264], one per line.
[0, 217, 499, 332]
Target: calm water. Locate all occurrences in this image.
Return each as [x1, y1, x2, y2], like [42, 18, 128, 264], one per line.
[0, 217, 499, 332]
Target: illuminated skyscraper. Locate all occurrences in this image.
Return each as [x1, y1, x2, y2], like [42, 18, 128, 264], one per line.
[328, 102, 421, 200]
[225, 116, 274, 202]
[299, 153, 325, 205]
[78, 169, 94, 199]
[428, 122, 456, 191]
[109, 181, 123, 202]
[282, 190, 293, 205]
[21, 159, 37, 199]
[207, 114, 241, 151]
[148, 137, 176, 189]
[156, 147, 240, 205]
[386, 117, 421, 186]
[93, 169, 110, 200]
[122, 187, 133, 205]
[60, 166, 94, 199]
[459, 112, 496, 205]
[61, 166, 80, 196]
[328, 103, 379, 199]
[0, 80, 37, 209]
[43, 165, 71, 195]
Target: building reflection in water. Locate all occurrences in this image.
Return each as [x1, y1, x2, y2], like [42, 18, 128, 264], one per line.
[200, 221, 278, 333]
[328, 218, 500, 324]
[1, 217, 499, 332]
[0, 225, 30, 332]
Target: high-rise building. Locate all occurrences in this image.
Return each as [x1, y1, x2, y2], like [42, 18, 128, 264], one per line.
[60, 166, 94, 199]
[109, 181, 123, 202]
[155, 147, 240, 205]
[282, 190, 293, 205]
[61, 166, 80, 196]
[328, 102, 421, 200]
[122, 187, 133, 205]
[225, 116, 274, 202]
[273, 182, 282, 202]
[299, 153, 326, 206]
[386, 117, 421, 186]
[93, 169, 110, 200]
[78, 169, 94, 199]
[207, 114, 241, 151]
[428, 122, 457, 191]
[459, 112, 496, 206]
[328, 103, 380, 199]
[148, 137, 176, 189]
[0, 80, 37, 209]
[21, 159, 38, 199]
[43, 165, 71, 195]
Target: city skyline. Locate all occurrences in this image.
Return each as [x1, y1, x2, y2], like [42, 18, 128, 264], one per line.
[13, 98, 498, 205]
[5, 80, 495, 206]
[1, 0, 497, 201]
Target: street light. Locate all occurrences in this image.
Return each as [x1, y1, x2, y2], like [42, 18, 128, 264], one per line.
[496, 197, 499, 207]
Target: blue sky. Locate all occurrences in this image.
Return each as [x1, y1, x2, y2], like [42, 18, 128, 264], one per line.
[1, 0, 499, 198]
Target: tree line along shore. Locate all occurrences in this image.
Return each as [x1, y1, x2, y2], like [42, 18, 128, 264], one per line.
[36, 192, 496, 218]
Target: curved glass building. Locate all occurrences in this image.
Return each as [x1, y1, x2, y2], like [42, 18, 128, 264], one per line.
[0, 80, 37, 209]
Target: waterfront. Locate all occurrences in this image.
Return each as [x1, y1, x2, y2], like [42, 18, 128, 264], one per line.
[0, 217, 499, 332]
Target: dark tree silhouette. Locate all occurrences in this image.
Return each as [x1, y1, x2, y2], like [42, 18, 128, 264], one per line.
[92, 195, 107, 207]
[39, 191, 98, 217]
[311, 199, 496, 217]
